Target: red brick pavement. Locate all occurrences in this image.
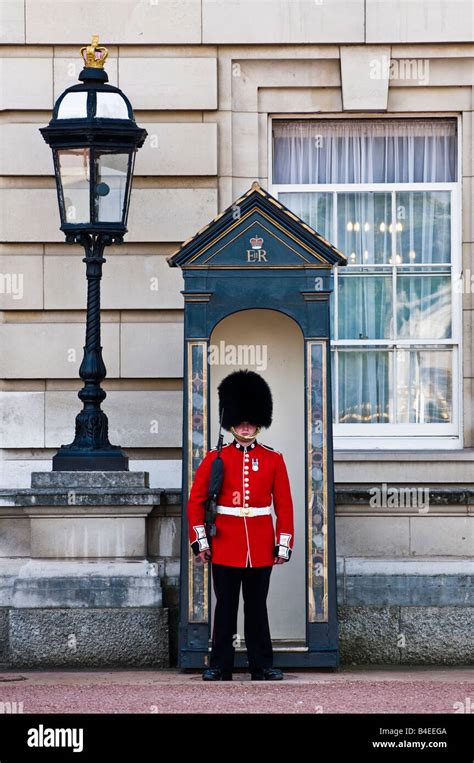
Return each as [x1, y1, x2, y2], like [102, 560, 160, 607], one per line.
[0, 666, 472, 714]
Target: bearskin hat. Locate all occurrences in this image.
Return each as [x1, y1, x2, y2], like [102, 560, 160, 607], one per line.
[217, 369, 273, 431]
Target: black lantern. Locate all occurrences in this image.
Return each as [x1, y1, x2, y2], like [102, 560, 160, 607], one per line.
[40, 36, 147, 471]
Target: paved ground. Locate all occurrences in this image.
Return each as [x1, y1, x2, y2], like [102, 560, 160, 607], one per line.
[0, 666, 472, 714]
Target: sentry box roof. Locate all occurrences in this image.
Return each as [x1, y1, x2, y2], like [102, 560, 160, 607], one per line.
[167, 181, 347, 271]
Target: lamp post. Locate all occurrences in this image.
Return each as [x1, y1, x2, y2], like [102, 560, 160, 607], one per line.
[40, 36, 147, 471]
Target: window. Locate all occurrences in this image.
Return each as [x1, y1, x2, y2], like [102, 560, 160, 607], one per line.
[271, 119, 460, 448]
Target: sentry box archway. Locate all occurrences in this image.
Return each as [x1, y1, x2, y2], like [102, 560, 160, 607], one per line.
[167, 182, 347, 669]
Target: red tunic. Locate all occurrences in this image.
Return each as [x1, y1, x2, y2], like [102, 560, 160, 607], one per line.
[186, 438, 294, 567]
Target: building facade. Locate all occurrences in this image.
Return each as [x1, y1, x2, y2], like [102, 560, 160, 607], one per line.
[0, 0, 473, 666]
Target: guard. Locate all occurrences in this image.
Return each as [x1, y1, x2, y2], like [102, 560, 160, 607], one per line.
[186, 369, 295, 681]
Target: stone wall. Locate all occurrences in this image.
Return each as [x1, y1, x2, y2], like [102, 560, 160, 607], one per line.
[1, 1, 474, 487]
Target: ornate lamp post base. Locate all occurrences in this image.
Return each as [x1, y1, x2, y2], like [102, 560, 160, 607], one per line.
[52, 448, 129, 472]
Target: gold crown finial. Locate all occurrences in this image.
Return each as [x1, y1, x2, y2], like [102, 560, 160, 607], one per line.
[80, 35, 109, 69]
[251, 180, 261, 190]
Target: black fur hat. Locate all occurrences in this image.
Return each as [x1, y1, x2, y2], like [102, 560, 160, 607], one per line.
[218, 369, 273, 431]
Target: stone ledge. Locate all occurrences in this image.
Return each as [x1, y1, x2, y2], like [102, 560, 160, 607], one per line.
[0, 489, 164, 508]
[160, 489, 181, 506]
[0, 560, 163, 607]
[3, 486, 474, 507]
[339, 574, 473, 607]
[31, 471, 150, 488]
[11, 559, 162, 609]
[342, 558, 474, 575]
[336, 487, 474, 505]
[337, 557, 474, 607]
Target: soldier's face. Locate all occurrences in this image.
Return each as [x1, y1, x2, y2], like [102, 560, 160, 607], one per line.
[234, 421, 257, 439]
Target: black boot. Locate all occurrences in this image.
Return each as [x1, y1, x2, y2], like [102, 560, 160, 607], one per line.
[202, 667, 233, 681]
[251, 667, 283, 681]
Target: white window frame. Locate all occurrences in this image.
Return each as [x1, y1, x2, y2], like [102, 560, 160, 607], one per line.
[269, 114, 463, 451]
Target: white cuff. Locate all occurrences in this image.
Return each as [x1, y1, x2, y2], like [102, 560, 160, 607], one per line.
[193, 524, 210, 551]
[278, 532, 292, 558]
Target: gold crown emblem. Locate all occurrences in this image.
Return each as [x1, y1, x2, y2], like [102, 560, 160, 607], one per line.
[80, 35, 109, 69]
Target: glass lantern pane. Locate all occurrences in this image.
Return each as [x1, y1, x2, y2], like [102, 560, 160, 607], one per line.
[57, 92, 88, 120]
[57, 148, 90, 224]
[95, 93, 129, 119]
[122, 152, 136, 226]
[94, 151, 129, 223]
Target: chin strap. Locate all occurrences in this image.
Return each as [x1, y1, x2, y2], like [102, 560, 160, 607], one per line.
[230, 425, 261, 442]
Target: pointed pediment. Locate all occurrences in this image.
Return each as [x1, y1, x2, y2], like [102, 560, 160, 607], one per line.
[167, 182, 346, 270]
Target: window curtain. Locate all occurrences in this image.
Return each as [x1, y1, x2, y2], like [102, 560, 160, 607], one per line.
[273, 119, 457, 184]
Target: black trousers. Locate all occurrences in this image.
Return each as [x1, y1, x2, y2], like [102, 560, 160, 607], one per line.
[210, 561, 273, 672]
